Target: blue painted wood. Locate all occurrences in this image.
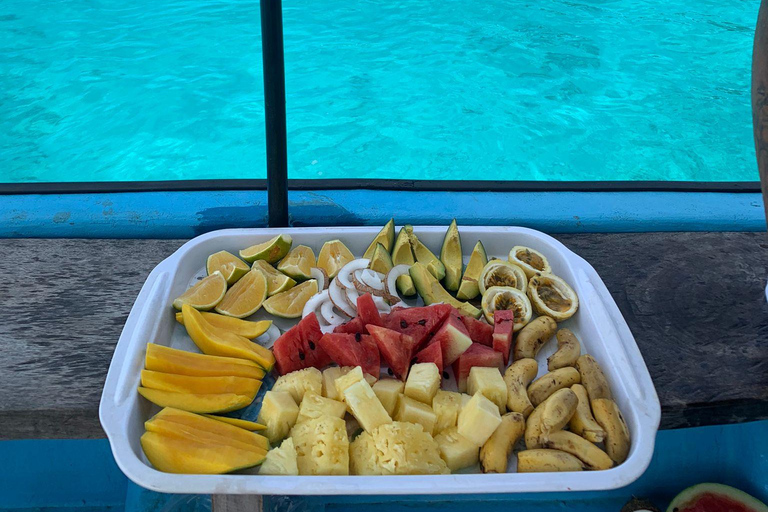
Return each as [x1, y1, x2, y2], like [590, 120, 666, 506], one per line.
[0, 190, 764, 238]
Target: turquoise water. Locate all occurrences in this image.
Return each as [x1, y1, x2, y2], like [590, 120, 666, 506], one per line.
[0, 0, 759, 183]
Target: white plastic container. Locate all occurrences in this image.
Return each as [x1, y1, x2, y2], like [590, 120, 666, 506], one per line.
[99, 226, 660, 495]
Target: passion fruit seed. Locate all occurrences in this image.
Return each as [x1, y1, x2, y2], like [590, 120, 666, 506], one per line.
[494, 294, 524, 319]
[517, 249, 545, 270]
[538, 283, 572, 312]
[487, 267, 519, 288]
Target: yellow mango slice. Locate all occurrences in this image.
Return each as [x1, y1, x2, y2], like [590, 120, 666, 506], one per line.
[137, 387, 253, 414]
[181, 304, 275, 371]
[175, 312, 271, 339]
[141, 432, 265, 474]
[145, 344, 265, 380]
[151, 408, 269, 450]
[202, 414, 266, 431]
[145, 418, 268, 454]
[140, 370, 261, 397]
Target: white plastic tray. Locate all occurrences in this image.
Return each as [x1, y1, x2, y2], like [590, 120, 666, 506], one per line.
[99, 226, 661, 495]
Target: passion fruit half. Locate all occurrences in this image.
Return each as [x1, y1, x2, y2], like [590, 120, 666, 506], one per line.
[481, 285, 532, 330]
[509, 246, 552, 278]
[527, 274, 578, 321]
[479, 260, 528, 295]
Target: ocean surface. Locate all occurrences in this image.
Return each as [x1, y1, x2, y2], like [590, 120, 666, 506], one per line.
[0, 0, 759, 183]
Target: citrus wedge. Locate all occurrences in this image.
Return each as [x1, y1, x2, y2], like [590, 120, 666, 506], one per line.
[175, 312, 271, 339]
[263, 279, 318, 318]
[215, 269, 268, 318]
[206, 251, 250, 285]
[172, 272, 227, 311]
[251, 260, 296, 296]
[239, 234, 292, 264]
[317, 239, 355, 278]
[201, 414, 267, 431]
[276, 245, 316, 281]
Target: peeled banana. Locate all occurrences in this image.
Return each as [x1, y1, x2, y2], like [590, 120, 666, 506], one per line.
[539, 388, 578, 436]
[517, 449, 584, 473]
[479, 412, 525, 473]
[541, 430, 614, 470]
[503, 358, 538, 417]
[575, 355, 612, 401]
[513, 316, 557, 360]
[524, 405, 544, 449]
[569, 384, 606, 443]
[527, 367, 581, 406]
[591, 398, 630, 464]
[547, 329, 581, 371]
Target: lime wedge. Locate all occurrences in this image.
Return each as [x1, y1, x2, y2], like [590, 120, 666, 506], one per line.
[215, 269, 268, 318]
[317, 239, 355, 278]
[251, 260, 296, 296]
[206, 250, 250, 285]
[276, 245, 316, 281]
[263, 279, 318, 318]
[239, 234, 292, 264]
[172, 272, 227, 311]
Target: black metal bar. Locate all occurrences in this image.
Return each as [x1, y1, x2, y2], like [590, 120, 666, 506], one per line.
[260, 0, 289, 227]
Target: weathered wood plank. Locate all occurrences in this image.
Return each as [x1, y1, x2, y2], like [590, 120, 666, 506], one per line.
[0, 233, 766, 439]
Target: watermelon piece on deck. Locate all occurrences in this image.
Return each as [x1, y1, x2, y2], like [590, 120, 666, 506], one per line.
[413, 340, 443, 374]
[383, 304, 452, 350]
[367, 325, 416, 380]
[333, 316, 365, 335]
[461, 315, 493, 347]
[356, 293, 384, 329]
[273, 313, 332, 375]
[452, 343, 504, 392]
[317, 332, 380, 378]
[492, 309, 515, 365]
[431, 312, 472, 366]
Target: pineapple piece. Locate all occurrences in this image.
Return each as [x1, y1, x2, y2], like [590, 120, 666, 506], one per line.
[290, 415, 349, 475]
[403, 363, 440, 405]
[434, 427, 480, 472]
[322, 367, 346, 400]
[257, 391, 299, 445]
[372, 379, 405, 417]
[297, 392, 346, 423]
[457, 393, 502, 446]
[467, 367, 508, 414]
[349, 422, 448, 475]
[334, 366, 366, 400]
[432, 390, 463, 434]
[272, 367, 322, 404]
[343, 380, 392, 433]
[460, 393, 472, 409]
[260, 438, 299, 476]
[394, 395, 437, 435]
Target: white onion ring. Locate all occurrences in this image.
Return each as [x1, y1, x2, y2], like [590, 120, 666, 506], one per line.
[253, 324, 281, 349]
[321, 299, 348, 326]
[329, 278, 357, 317]
[310, 267, 329, 291]
[337, 259, 370, 289]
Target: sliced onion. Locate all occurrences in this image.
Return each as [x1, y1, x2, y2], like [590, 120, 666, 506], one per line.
[329, 278, 357, 317]
[337, 259, 370, 289]
[321, 299, 348, 326]
[254, 324, 281, 349]
[310, 267, 329, 291]
[385, 265, 410, 305]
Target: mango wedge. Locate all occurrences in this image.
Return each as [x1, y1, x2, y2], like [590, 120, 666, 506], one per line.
[145, 344, 266, 380]
[175, 312, 271, 339]
[181, 304, 275, 371]
[145, 418, 267, 454]
[137, 387, 253, 413]
[141, 370, 262, 397]
[151, 408, 269, 450]
[202, 414, 267, 431]
[141, 432, 265, 474]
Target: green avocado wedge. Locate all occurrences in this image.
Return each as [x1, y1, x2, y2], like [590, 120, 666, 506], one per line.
[369, 243, 394, 274]
[409, 262, 481, 318]
[440, 219, 463, 292]
[407, 226, 446, 281]
[363, 219, 395, 259]
[456, 240, 488, 300]
[391, 227, 417, 296]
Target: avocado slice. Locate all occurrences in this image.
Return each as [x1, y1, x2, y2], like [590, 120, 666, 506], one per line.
[369, 243, 393, 274]
[407, 226, 446, 281]
[391, 227, 416, 296]
[363, 219, 395, 259]
[440, 219, 463, 292]
[409, 262, 481, 318]
[456, 240, 488, 300]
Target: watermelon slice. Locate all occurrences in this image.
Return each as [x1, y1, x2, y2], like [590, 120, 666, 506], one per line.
[367, 324, 416, 380]
[273, 313, 332, 375]
[356, 293, 384, 328]
[333, 317, 365, 335]
[317, 332, 380, 378]
[413, 340, 443, 374]
[461, 315, 493, 347]
[666, 483, 768, 512]
[452, 343, 504, 392]
[383, 304, 452, 350]
[431, 312, 472, 366]
[492, 309, 515, 365]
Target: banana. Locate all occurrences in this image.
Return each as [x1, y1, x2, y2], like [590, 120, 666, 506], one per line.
[539, 388, 578, 436]
[517, 449, 584, 473]
[513, 316, 557, 360]
[591, 398, 630, 464]
[480, 412, 525, 473]
[575, 355, 612, 401]
[541, 430, 614, 470]
[547, 329, 581, 371]
[524, 404, 544, 449]
[569, 384, 606, 443]
[503, 358, 538, 417]
[527, 367, 581, 406]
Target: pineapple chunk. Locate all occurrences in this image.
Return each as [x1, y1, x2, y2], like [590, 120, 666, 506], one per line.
[260, 438, 299, 476]
[460, 393, 472, 409]
[457, 393, 502, 446]
[257, 391, 299, 444]
[394, 394, 437, 435]
[322, 367, 346, 400]
[467, 367, 508, 414]
[334, 366, 366, 400]
[372, 379, 405, 416]
[342, 380, 392, 433]
[272, 367, 322, 404]
[432, 390, 463, 433]
[290, 415, 349, 475]
[403, 363, 440, 404]
[349, 422, 448, 475]
[297, 392, 346, 423]
[434, 427, 480, 472]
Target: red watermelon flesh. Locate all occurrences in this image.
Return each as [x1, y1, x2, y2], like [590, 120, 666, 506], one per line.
[413, 340, 443, 374]
[452, 343, 504, 392]
[682, 494, 751, 512]
[461, 315, 494, 347]
[356, 293, 384, 328]
[667, 483, 768, 512]
[333, 316, 365, 335]
[317, 332, 379, 378]
[493, 309, 515, 365]
[383, 304, 452, 350]
[367, 324, 416, 380]
[273, 313, 332, 375]
[431, 313, 473, 366]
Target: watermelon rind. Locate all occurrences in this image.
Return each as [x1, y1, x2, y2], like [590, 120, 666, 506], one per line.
[666, 483, 768, 512]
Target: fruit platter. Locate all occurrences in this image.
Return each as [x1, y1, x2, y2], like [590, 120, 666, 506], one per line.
[99, 224, 660, 495]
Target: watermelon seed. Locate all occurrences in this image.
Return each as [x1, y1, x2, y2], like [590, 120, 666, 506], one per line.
[443, 371, 450, 379]
[298, 350, 305, 360]
[355, 332, 362, 342]
[387, 368, 394, 376]
[400, 320, 408, 329]
[308, 341, 316, 350]
[417, 319, 427, 326]
[410, 358, 418, 366]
